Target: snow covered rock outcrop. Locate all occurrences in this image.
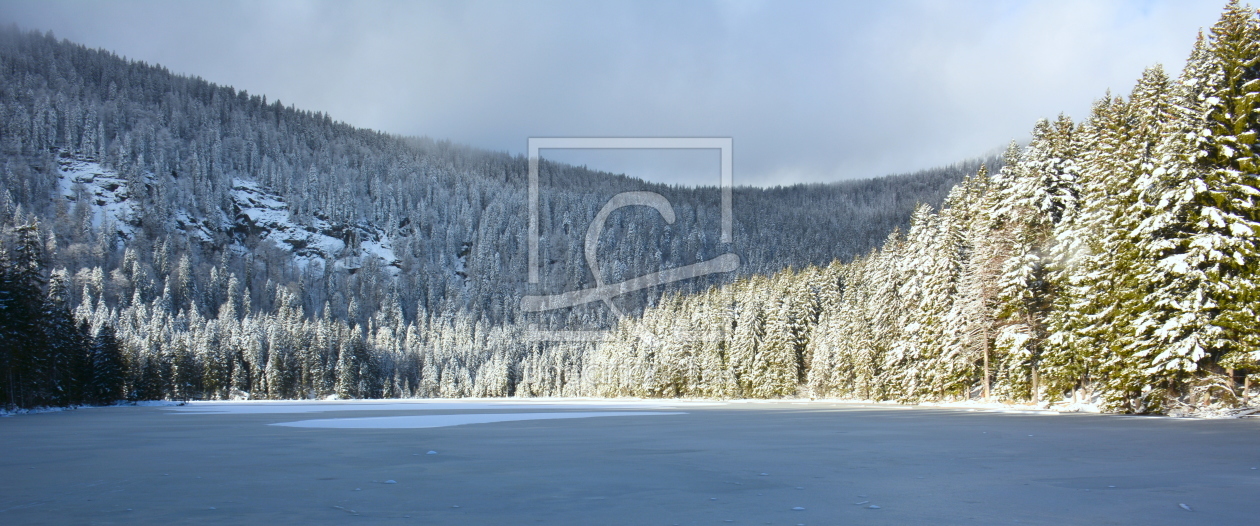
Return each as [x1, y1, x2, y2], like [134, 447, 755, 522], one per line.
[56, 156, 398, 274]
[230, 179, 400, 273]
[57, 157, 139, 238]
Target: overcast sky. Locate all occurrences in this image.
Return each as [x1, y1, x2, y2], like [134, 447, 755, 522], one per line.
[0, 0, 1229, 186]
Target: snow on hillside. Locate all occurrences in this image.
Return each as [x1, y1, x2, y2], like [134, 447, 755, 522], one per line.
[56, 156, 399, 274]
[230, 179, 344, 264]
[230, 179, 400, 273]
[57, 157, 138, 238]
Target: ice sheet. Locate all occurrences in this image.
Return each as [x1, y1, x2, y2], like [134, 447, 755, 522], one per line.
[269, 411, 686, 429]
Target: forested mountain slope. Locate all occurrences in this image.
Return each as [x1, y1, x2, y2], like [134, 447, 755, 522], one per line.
[0, 24, 983, 407]
[588, 2, 1260, 415]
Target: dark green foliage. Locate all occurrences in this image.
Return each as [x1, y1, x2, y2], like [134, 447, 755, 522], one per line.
[88, 325, 125, 405]
[0, 222, 99, 409]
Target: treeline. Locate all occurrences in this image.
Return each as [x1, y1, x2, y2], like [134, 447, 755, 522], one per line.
[0, 218, 124, 408]
[0, 214, 591, 404]
[587, 2, 1260, 414]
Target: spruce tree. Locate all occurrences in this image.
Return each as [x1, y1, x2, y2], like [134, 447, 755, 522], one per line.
[43, 270, 91, 405]
[0, 243, 14, 408]
[1127, 4, 1260, 410]
[7, 223, 47, 407]
[89, 325, 125, 404]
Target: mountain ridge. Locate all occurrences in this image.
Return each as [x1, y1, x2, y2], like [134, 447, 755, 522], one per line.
[0, 25, 995, 406]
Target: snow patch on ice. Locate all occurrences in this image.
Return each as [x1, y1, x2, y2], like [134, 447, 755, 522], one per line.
[165, 398, 716, 414]
[270, 411, 685, 429]
[915, 400, 1063, 415]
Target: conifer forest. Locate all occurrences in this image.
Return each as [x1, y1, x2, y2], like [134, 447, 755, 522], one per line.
[2, 2, 1258, 415]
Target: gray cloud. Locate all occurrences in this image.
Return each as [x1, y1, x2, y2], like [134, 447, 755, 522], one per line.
[0, 0, 1227, 186]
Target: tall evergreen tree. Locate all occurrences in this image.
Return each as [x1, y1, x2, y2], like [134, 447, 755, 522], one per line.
[43, 270, 91, 405]
[5, 223, 48, 407]
[1127, 4, 1260, 410]
[89, 324, 125, 404]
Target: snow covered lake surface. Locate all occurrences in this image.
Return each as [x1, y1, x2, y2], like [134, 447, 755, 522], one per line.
[166, 398, 700, 428]
[164, 398, 718, 414]
[270, 411, 686, 429]
[1, 400, 1256, 525]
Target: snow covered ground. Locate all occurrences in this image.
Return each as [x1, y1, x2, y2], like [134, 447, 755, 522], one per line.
[11, 396, 1250, 420]
[56, 157, 138, 238]
[157, 396, 1260, 418]
[0, 400, 183, 417]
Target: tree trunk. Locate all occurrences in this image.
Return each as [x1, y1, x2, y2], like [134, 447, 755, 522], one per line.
[1032, 365, 1040, 404]
[982, 330, 991, 402]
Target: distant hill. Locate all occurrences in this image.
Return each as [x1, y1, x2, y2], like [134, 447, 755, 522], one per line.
[0, 27, 991, 329]
[0, 27, 994, 405]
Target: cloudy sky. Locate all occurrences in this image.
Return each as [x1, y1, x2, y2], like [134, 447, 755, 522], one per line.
[0, 0, 1229, 186]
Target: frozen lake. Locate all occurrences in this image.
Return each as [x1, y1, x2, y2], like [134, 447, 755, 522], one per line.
[1, 399, 1257, 525]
